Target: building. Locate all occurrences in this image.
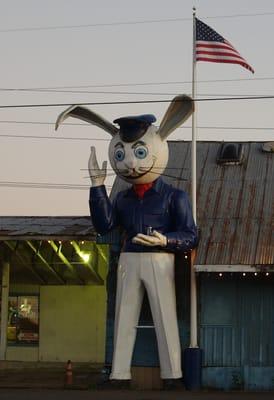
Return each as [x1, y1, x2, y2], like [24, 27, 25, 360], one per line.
[0, 140, 273, 390]
[0, 217, 108, 364]
[101, 141, 274, 390]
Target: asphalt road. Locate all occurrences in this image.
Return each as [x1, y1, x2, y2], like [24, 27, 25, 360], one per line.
[0, 389, 274, 400]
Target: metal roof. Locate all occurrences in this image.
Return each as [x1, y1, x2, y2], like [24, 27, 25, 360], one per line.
[0, 216, 95, 240]
[110, 141, 274, 266]
[0, 218, 106, 285]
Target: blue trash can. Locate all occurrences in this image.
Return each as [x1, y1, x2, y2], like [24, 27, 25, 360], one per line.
[183, 347, 203, 390]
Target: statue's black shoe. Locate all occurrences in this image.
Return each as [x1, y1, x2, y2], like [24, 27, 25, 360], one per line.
[96, 379, 131, 390]
[163, 378, 185, 390]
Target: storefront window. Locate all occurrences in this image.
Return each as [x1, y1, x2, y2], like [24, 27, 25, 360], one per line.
[8, 296, 39, 345]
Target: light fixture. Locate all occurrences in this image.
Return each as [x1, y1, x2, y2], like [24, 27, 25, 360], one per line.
[219, 273, 223, 277]
[79, 252, 90, 263]
[243, 273, 246, 277]
[254, 272, 257, 276]
[266, 272, 269, 276]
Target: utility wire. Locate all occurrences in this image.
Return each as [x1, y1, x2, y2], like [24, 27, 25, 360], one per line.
[0, 125, 273, 143]
[0, 171, 187, 191]
[0, 134, 110, 141]
[0, 124, 273, 144]
[0, 17, 190, 33]
[1, 11, 274, 33]
[0, 181, 90, 190]
[0, 121, 273, 130]
[0, 180, 113, 190]
[0, 87, 272, 97]
[1, 76, 274, 92]
[1, 95, 274, 109]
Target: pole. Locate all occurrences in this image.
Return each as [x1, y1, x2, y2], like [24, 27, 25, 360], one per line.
[190, 6, 198, 349]
[183, 9, 203, 389]
[0, 261, 10, 360]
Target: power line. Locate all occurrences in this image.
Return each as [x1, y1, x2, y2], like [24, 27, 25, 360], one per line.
[0, 180, 113, 191]
[1, 11, 274, 33]
[205, 11, 274, 19]
[0, 86, 273, 97]
[0, 88, 182, 96]
[0, 181, 90, 190]
[0, 121, 273, 130]
[0, 134, 110, 141]
[0, 123, 273, 144]
[1, 95, 274, 109]
[0, 17, 190, 33]
[0, 170, 188, 190]
[1, 76, 274, 92]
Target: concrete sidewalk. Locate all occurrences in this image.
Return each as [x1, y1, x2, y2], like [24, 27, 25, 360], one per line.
[0, 389, 274, 400]
[1, 362, 274, 398]
[0, 361, 102, 389]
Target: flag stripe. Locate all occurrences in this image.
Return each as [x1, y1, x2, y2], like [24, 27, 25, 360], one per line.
[196, 58, 254, 71]
[196, 41, 235, 51]
[197, 55, 250, 62]
[195, 18, 254, 73]
[196, 42, 240, 55]
[196, 51, 246, 61]
[197, 41, 243, 56]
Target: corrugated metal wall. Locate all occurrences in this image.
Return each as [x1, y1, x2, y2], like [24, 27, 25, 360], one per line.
[200, 275, 274, 368]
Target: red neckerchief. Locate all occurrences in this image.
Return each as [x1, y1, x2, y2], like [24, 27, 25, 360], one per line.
[133, 182, 154, 199]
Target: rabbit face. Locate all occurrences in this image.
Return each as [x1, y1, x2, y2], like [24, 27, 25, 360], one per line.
[108, 125, 169, 184]
[55, 95, 194, 185]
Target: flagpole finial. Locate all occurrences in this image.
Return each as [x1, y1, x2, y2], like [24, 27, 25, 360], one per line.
[193, 6, 196, 13]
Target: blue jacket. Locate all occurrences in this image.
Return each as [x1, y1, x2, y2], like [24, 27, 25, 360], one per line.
[89, 178, 198, 253]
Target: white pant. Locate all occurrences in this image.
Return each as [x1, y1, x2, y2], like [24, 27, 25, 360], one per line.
[110, 252, 182, 380]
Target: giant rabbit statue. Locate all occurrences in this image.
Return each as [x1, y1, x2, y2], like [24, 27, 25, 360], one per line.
[56, 95, 198, 389]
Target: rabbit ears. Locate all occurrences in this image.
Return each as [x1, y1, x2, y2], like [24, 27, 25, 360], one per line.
[55, 95, 194, 139]
[55, 105, 119, 136]
[157, 95, 194, 140]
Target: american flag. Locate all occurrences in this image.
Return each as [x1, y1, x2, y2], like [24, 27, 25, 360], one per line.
[195, 18, 254, 73]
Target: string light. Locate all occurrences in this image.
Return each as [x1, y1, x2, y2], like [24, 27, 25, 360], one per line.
[202, 272, 272, 277]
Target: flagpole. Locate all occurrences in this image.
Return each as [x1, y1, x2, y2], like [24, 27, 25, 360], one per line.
[190, 5, 198, 349]
[183, 7, 202, 391]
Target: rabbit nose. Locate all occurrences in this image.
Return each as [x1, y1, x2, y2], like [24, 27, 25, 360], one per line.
[125, 158, 137, 169]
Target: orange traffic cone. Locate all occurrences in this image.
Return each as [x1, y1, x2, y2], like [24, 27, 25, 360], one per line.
[65, 360, 73, 386]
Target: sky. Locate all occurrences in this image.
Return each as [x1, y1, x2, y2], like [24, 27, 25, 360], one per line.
[0, 0, 273, 216]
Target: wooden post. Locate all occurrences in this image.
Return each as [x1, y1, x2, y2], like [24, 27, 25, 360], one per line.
[0, 261, 10, 360]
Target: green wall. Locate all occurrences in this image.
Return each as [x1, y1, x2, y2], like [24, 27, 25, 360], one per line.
[7, 283, 107, 363]
[39, 285, 106, 362]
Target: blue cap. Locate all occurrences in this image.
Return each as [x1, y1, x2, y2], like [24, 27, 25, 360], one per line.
[113, 114, 156, 142]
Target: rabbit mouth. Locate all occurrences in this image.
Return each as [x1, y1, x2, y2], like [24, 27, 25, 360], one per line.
[120, 163, 155, 179]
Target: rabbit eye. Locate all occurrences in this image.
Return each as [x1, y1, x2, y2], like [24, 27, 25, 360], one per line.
[114, 148, 125, 161]
[134, 146, 148, 159]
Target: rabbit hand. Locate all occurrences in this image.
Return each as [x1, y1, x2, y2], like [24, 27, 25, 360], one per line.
[88, 146, 107, 187]
[132, 230, 167, 247]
